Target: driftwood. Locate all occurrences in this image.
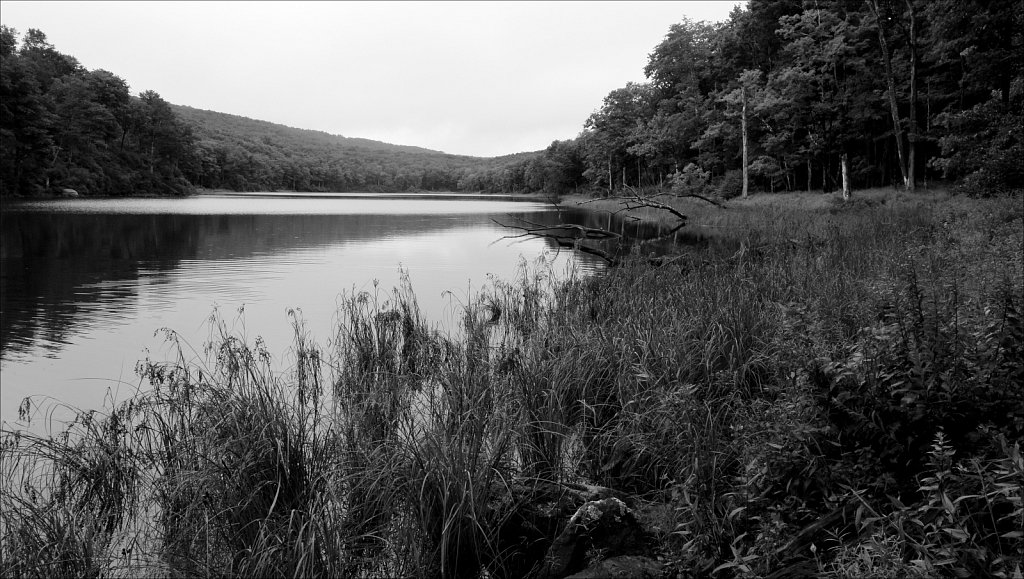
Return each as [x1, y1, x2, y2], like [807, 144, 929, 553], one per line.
[764, 499, 860, 579]
[497, 186, 726, 266]
[538, 497, 654, 579]
[494, 216, 621, 265]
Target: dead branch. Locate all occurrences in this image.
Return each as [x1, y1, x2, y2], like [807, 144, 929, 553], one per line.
[495, 186, 725, 267]
[492, 217, 621, 241]
[493, 216, 619, 265]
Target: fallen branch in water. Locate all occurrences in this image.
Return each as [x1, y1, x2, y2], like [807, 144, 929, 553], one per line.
[493, 216, 620, 265]
[497, 186, 726, 266]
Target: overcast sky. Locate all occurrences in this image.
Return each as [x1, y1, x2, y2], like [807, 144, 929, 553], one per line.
[1, 1, 743, 157]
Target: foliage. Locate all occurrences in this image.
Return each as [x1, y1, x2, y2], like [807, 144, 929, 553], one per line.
[668, 163, 711, 197]
[934, 91, 1024, 196]
[173, 105, 551, 194]
[714, 169, 744, 200]
[542, 0, 1021, 196]
[0, 26, 193, 196]
[819, 265, 1024, 497]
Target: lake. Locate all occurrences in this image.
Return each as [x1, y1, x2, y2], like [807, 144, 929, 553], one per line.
[0, 194, 606, 429]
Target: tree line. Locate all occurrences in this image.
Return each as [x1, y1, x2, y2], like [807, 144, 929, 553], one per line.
[0, 25, 545, 197]
[4, 0, 1021, 198]
[512, 0, 1022, 197]
[1, 27, 194, 196]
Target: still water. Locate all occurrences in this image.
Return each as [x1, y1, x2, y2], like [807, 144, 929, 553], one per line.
[0, 194, 604, 428]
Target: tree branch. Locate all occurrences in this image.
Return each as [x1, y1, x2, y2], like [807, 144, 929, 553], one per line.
[495, 186, 724, 267]
[492, 216, 620, 265]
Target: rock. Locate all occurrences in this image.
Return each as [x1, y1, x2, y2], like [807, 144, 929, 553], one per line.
[495, 483, 583, 579]
[60, 188, 79, 197]
[565, 555, 665, 578]
[538, 497, 653, 579]
[560, 481, 633, 506]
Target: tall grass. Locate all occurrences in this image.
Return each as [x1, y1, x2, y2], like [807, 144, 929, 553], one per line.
[2, 190, 1021, 577]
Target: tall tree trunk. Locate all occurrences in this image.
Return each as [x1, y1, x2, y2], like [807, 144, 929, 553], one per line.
[841, 153, 851, 200]
[925, 76, 931, 188]
[741, 85, 749, 199]
[807, 160, 812, 193]
[905, 0, 918, 192]
[607, 157, 612, 195]
[868, 0, 910, 190]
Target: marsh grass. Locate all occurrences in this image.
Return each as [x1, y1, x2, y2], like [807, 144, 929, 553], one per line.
[2, 190, 1021, 577]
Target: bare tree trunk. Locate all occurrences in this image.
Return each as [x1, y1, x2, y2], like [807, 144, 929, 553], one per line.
[925, 77, 931, 188]
[741, 85, 749, 199]
[905, 0, 918, 192]
[841, 153, 851, 201]
[607, 157, 612, 195]
[807, 160, 812, 193]
[868, 0, 909, 190]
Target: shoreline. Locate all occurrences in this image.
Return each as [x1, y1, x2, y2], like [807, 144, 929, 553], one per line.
[2, 189, 558, 203]
[555, 186, 956, 227]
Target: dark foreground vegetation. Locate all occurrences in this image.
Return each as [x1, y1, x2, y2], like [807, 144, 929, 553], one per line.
[2, 188, 1021, 578]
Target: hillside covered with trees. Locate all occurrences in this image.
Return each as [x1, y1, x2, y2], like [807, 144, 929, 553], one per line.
[0, 25, 542, 197]
[172, 104, 541, 193]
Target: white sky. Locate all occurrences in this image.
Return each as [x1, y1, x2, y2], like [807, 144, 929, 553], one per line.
[1, 1, 743, 157]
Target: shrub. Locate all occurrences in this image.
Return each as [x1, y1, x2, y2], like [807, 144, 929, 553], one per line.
[715, 169, 744, 200]
[819, 269, 1024, 496]
[669, 163, 712, 198]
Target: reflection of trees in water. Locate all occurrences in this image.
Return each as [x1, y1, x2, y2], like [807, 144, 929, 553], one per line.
[1, 213, 196, 356]
[0, 209, 596, 358]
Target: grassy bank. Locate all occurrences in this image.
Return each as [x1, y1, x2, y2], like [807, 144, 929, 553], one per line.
[2, 190, 1022, 578]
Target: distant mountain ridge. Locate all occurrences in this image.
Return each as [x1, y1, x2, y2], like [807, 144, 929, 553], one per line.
[173, 104, 544, 193]
[172, 105, 457, 157]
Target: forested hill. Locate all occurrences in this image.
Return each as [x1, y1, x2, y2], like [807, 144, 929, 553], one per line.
[172, 104, 537, 193]
[174, 106, 440, 156]
[0, 25, 547, 197]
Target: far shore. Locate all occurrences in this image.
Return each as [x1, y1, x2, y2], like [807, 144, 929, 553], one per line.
[192, 188, 555, 201]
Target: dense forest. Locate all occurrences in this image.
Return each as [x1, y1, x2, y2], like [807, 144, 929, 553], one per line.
[473, 0, 1022, 197]
[3, 0, 1022, 198]
[532, 0, 1023, 197]
[0, 26, 196, 196]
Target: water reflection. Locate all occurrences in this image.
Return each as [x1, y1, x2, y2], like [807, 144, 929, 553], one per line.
[0, 196, 606, 425]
